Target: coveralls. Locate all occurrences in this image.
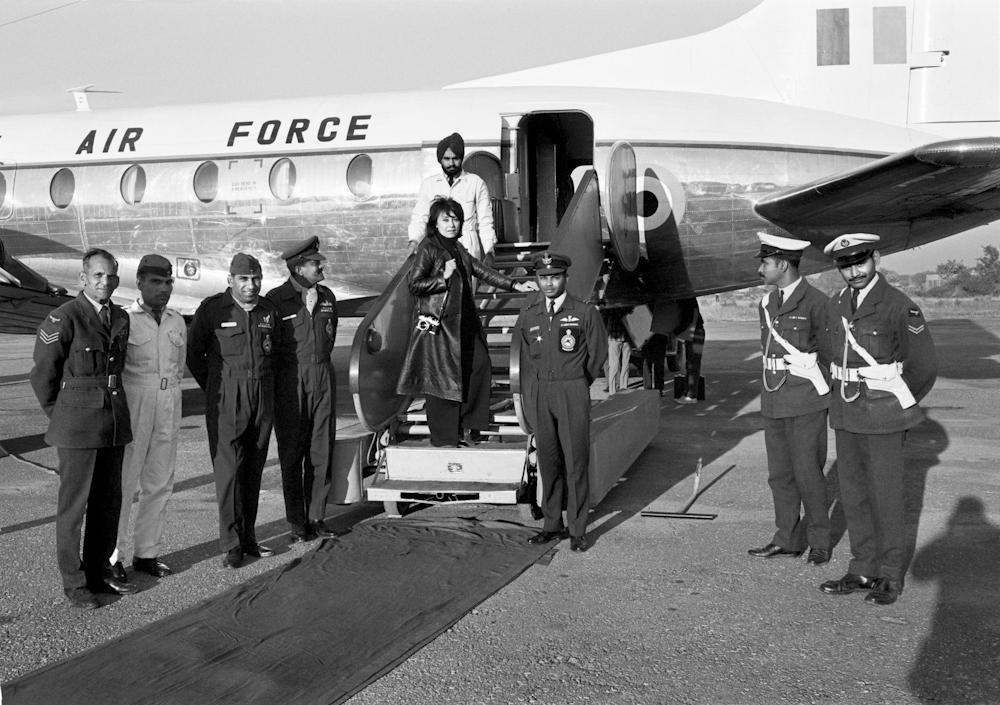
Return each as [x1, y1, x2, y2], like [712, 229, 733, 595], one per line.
[114, 299, 186, 562]
[265, 278, 338, 531]
[187, 291, 280, 552]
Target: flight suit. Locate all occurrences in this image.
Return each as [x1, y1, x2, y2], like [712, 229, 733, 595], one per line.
[115, 300, 186, 562]
[265, 279, 338, 532]
[758, 280, 832, 553]
[187, 291, 280, 553]
[828, 276, 937, 582]
[515, 295, 608, 537]
[30, 293, 132, 591]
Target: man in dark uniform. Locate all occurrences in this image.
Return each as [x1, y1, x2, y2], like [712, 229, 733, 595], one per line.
[515, 252, 608, 553]
[747, 233, 833, 566]
[819, 234, 937, 606]
[30, 248, 138, 609]
[187, 253, 281, 569]
[265, 236, 339, 544]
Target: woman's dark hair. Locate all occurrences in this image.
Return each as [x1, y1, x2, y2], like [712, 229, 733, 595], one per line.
[425, 197, 464, 240]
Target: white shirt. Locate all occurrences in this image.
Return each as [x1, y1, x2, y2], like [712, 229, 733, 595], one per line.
[407, 170, 497, 258]
[852, 273, 880, 308]
[546, 292, 568, 315]
[82, 291, 109, 318]
[777, 276, 803, 304]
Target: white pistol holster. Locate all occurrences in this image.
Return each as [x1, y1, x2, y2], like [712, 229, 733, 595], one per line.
[761, 295, 830, 396]
[840, 317, 916, 409]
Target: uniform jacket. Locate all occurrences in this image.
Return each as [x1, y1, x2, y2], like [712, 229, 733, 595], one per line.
[407, 171, 496, 258]
[396, 233, 516, 401]
[30, 292, 132, 448]
[759, 279, 832, 419]
[265, 278, 338, 372]
[186, 290, 281, 394]
[515, 293, 609, 384]
[828, 276, 937, 433]
[122, 300, 186, 390]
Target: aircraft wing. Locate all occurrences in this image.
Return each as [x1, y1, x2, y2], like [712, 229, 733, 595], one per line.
[755, 137, 1000, 235]
[0, 242, 72, 335]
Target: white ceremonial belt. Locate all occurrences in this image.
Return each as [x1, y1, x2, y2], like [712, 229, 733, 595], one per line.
[831, 362, 903, 382]
[763, 357, 787, 371]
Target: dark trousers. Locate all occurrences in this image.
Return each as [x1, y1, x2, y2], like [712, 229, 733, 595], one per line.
[206, 379, 273, 552]
[274, 363, 335, 529]
[763, 410, 831, 551]
[835, 429, 908, 581]
[642, 334, 668, 391]
[426, 337, 491, 446]
[535, 378, 591, 537]
[56, 445, 125, 590]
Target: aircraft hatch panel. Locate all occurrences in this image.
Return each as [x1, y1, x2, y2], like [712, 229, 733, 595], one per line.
[604, 141, 640, 272]
[348, 257, 416, 433]
[547, 168, 604, 303]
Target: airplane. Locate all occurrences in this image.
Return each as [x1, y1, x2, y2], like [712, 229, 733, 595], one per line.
[2, 0, 999, 339]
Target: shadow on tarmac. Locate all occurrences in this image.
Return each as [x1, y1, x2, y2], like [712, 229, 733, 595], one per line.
[908, 496, 1000, 703]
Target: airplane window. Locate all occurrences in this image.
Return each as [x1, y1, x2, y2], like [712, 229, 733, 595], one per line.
[194, 161, 219, 204]
[346, 154, 372, 199]
[50, 168, 75, 209]
[120, 165, 147, 206]
[269, 158, 297, 201]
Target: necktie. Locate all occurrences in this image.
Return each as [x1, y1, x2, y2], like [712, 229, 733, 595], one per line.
[99, 305, 110, 331]
[776, 290, 784, 310]
[851, 288, 859, 314]
[305, 287, 318, 315]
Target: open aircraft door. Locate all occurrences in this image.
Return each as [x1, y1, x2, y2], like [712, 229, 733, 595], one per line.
[600, 141, 640, 272]
[0, 162, 15, 220]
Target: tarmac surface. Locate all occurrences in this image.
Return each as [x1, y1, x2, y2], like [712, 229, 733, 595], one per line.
[2, 318, 999, 704]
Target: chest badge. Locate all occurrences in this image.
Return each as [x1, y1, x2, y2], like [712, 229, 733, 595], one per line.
[326, 320, 335, 338]
[560, 328, 577, 352]
[262, 334, 273, 354]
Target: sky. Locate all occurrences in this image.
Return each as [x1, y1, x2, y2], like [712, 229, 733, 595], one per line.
[0, 0, 995, 274]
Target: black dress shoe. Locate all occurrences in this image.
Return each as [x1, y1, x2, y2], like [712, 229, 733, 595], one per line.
[806, 548, 830, 566]
[310, 520, 338, 539]
[747, 543, 803, 558]
[289, 526, 317, 544]
[133, 557, 172, 577]
[110, 561, 127, 581]
[864, 577, 903, 606]
[527, 530, 567, 545]
[222, 546, 244, 569]
[243, 542, 275, 558]
[89, 573, 139, 595]
[819, 573, 877, 595]
[570, 535, 589, 552]
[65, 587, 100, 610]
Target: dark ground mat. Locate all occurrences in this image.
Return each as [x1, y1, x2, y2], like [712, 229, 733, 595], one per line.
[4, 518, 552, 705]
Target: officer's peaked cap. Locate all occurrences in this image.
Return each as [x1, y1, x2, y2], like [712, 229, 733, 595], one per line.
[823, 233, 880, 266]
[532, 251, 572, 275]
[756, 232, 810, 260]
[281, 236, 326, 264]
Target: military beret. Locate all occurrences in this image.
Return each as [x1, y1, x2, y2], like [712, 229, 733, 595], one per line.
[280, 236, 326, 264]
[823, 233, 880, 266]
[137, 253, 172, 277]
[756, 232, 811, 259]
[531, 251, 572, 275]
[230, 252, 262, 276]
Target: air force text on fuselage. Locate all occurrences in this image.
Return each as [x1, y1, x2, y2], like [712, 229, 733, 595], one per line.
[73, 115, 373, 155]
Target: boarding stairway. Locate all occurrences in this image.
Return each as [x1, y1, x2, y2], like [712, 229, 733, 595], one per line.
[349, 164, 660, 517]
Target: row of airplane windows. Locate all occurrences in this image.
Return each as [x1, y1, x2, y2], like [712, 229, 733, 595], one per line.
[0, 154, 375, 211]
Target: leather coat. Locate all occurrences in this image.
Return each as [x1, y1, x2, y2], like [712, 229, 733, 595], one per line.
[397, 233, 516, 401]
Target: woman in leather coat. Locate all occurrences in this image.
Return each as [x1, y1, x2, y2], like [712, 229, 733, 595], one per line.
[397, 198, 537, 446]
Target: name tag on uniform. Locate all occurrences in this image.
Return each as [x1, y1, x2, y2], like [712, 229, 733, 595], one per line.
[282, 314, 297, 321]
[221, 321, 237, 328]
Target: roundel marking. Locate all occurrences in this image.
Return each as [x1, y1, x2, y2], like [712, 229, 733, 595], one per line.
[637, 164, 686, 241]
